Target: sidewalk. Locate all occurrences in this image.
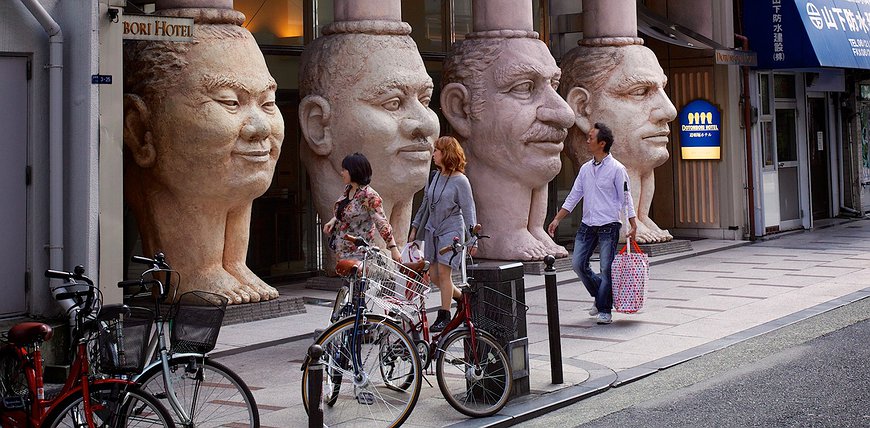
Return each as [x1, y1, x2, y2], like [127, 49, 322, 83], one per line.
[211, 218, 870, 427]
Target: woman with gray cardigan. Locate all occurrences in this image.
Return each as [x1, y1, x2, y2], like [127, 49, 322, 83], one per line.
[409, 136, 477, 332]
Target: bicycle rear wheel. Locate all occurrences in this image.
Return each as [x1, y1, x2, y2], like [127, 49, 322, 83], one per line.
[435, 329, 512, 417]
[301, 314, 421, 428]
[137, 356, 259, 427]
[43, 383, 175, 427]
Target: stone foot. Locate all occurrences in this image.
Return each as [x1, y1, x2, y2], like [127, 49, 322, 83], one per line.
[176, 267, 252, 305]
[478, 229, 550, 260]
[528, 226, 568, 258]
[226, 262, 279, 302]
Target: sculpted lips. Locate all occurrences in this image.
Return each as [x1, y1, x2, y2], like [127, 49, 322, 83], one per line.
[233, 147, 271, 163]
[643, 129, 671, 146]
[397, 140, 432, 161]
[523, 125, 568, 154]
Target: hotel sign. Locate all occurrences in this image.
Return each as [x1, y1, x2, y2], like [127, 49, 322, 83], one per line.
[122, 15, 194, 42]
[679, 99, 722, 160]
[714, 49, 758, 66]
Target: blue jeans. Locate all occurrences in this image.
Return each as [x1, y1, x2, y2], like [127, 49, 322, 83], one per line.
[572, 222, 621, 314]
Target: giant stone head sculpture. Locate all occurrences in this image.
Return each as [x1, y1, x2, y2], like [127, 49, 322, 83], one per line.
[298, 5, 439, 265]
[561, 41, 677, 243]
[441, 0, 575, 260]
[123, 5, 284, 304]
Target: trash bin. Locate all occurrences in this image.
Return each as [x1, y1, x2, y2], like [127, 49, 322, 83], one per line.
[466, 262, 529, 397]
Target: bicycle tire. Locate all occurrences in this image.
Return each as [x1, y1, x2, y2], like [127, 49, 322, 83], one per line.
[0, 346, 27, 399]
[137, 356, 259, 427]
[301, 314, 421, 428]
[435, 329, 512, 417]
[43, 382, 176, 428]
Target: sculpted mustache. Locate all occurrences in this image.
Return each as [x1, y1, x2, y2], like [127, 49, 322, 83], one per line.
[522, 125, 568, 142]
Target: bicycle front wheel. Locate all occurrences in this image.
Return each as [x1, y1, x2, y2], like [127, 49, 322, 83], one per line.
[43, 383, 176, 427]
[435, 329, 512, 417]
[301, 314, 421, 428]
[137, 356, 259, 427]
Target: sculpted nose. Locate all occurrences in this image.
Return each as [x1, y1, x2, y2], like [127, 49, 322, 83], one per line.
[241, 109, 271, 142]
[652, 89, 677, 123]
[538, 89, 575, 128]
[401, 106, 439, 140]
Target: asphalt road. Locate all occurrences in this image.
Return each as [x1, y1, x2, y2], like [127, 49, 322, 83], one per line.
[520, 296, 870, 428]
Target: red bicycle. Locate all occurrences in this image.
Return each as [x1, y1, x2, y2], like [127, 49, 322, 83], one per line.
[403, 225, 524, 417]
[0, 265, 175, 427]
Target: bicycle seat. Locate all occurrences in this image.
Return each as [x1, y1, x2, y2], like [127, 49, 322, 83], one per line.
[335, 259, 361, 277]
[8, 322, 53, 345]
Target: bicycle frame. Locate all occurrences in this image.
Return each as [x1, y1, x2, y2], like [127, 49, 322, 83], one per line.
[2, 326, 136, 427]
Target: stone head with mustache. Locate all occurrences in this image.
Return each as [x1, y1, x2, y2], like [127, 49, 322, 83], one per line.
[442, 28, 575, 260]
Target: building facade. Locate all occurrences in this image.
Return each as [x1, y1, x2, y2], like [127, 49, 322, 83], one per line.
[2, 0, 866, 318]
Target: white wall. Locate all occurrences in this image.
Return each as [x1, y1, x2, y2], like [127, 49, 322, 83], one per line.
[0, 0, 99, 317]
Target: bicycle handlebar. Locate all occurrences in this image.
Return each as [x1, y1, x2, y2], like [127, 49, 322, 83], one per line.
[130, 252, 169, 269]
[437, 224, 488, 258]
[45, 265, 94, 285]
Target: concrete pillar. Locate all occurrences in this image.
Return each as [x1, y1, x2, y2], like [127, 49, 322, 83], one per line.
[582, 0, 636, 39]
[155, 0, 232, 9]
[334, 0, 401, 22]
[473, 0, 533, 32]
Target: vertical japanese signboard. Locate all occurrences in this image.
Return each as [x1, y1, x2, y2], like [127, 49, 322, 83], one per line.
[745, 0, 870, 69]
[679, 99, 721, 160]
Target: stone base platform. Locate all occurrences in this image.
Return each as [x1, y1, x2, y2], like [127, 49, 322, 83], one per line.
[635, 239, 694, 257]
[223, 291, 306, 326]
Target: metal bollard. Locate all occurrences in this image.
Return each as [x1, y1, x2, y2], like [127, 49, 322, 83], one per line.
[543, 255, 563, 384]
[307, 344, 324, 428]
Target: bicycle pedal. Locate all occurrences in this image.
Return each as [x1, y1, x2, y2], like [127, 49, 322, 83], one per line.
[356, 391, 375, 405]
[2, 396, 26, 410]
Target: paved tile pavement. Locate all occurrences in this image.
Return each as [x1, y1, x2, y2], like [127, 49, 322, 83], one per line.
[210, 218, 870, 427]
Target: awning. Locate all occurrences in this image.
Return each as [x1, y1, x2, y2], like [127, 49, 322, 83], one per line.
[637, 3, 727, 50]
[744, 0, 870, 69]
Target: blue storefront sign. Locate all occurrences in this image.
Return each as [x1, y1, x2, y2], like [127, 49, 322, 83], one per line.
[745, 0, 870, 69]
[679, 99, 721, 160]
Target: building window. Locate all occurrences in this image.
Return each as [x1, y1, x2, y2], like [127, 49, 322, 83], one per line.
[773, 74, 796, 99]
[236, 0, 305, 46]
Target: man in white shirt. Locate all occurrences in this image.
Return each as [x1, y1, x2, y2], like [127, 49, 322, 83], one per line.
[548, 122, 638, 324]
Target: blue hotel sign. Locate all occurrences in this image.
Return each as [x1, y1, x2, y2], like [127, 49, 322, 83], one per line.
[745, 0, 870, 69]
[679, 99, 721, 160]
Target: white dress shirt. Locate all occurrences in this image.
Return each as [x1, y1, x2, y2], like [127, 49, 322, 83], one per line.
[561, 154, 637, 226]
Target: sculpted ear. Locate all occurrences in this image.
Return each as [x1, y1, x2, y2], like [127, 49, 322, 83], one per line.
[566, 86, 593, 133]
[123, 94, 156, 168]
[298, 95, 333, 156]
[440, 82, 471, 139]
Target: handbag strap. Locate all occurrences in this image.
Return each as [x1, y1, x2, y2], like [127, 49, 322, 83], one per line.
[618, 239, 645, 255]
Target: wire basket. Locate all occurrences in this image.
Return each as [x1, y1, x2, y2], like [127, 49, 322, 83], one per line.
[360, 250, 430, 320]
[94, 305, 154, 375]
[169, 291, 228, 354]
[469, 286, 528, 346]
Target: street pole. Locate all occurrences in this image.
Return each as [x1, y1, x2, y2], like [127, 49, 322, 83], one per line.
[307, 344, 324, 427]
[544, 255, 563, 384]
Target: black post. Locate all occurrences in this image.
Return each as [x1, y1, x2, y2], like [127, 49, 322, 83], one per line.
[307, 344, 324, 427]
[543, 255, 563, 384]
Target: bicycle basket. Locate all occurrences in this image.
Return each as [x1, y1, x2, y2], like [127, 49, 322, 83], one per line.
[469, 286, 528, 346]
[361, 250, 430, 320]
[95, 305, 154, 375]
[169, 291, 227, 354]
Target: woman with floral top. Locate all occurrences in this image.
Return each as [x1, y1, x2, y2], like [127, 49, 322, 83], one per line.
[323, 153, 402, 262]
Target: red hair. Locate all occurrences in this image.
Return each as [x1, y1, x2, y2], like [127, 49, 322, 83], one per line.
[435, 136, 466, 175]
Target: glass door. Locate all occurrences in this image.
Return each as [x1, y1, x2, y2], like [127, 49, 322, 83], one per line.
[775, 107, 802, 229]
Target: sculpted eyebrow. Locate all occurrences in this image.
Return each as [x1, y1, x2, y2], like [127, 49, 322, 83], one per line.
[200, 75, 277, 94]
[494, 63, 559, 87]
[361, 79, 434, 101]
[613, 74, 665, 92]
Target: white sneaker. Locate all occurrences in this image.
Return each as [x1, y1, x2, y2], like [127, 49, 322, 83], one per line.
[587, 306, 599, 317]
[597, 313, 612, 324]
